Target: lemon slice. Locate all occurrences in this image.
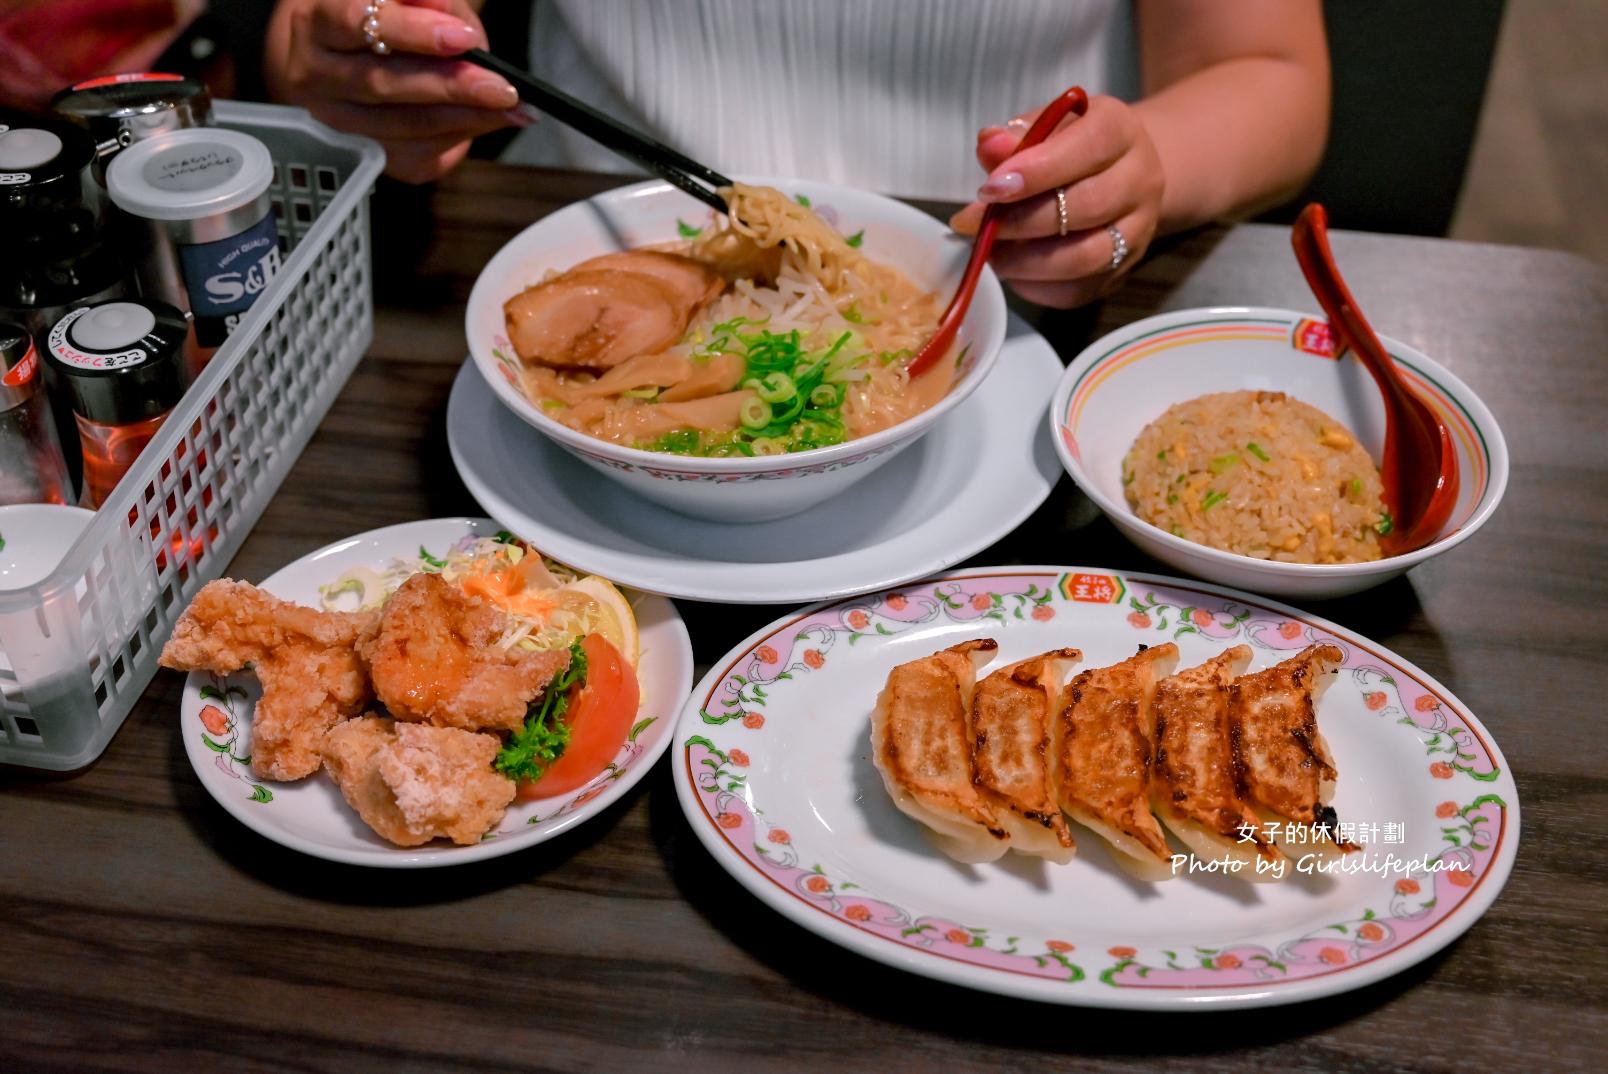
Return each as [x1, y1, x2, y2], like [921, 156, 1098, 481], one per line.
[560, 575, 639, 667]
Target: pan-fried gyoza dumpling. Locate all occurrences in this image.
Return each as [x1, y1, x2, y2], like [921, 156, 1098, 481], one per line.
[1052, 644, 1180, 881]
[971, 648, 1082, 865]
[870, 638, 1006, 863]
[1228, 643, 1352, 858]
[1150, 646, 1284, 881]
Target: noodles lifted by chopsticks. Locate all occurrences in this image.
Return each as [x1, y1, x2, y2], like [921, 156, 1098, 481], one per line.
[698, 182, 875, 292]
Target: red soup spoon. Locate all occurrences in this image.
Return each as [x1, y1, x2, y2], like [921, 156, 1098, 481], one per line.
[1291, 203, 1459, 555]
[907, 86, 1089, 379]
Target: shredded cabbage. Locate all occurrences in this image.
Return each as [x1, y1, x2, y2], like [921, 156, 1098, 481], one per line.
[318, 533, 590, 654]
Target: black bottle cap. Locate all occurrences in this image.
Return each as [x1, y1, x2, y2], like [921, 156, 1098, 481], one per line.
[43, 299, 189, 425]
[0, 109, 97, 219]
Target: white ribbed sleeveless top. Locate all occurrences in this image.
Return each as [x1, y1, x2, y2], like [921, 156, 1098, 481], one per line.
[504, 0, 1137, 201]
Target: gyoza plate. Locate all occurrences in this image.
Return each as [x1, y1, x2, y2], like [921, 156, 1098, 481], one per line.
[672, 566, 1518, 1008]
[446, 313, 1062, 605]
[180, 517, 692, 867]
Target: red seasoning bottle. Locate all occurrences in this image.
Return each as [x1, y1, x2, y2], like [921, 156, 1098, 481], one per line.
[41, 300, 189, 509]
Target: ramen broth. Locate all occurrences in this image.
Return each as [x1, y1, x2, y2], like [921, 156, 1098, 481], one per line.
[502, 184, 956, 458]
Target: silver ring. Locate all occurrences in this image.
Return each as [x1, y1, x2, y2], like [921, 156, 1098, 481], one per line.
[1107, 224, 1129, 271]
[1054, 187, 1069, 238]
[362, 0, 390, 55]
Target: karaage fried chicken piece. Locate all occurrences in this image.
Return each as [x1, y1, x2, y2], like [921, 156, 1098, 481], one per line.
[160, 579, 373, 781]
[321, 716, 516, 846]
[359, 573, 569, 733]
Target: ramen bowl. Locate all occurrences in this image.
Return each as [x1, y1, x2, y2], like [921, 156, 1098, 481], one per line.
[1050, 307, 1508, 600]
[465, 177, 1005, 523]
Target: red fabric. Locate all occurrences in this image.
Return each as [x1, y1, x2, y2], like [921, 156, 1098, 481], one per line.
[0, 0, 200, 111]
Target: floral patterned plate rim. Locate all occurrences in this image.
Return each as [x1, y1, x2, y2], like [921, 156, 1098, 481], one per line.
[179, 517, 693, 868]
[672, 566, 1518, 1009]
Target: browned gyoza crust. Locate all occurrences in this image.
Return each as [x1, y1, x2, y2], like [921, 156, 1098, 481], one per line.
[1053, 644, 1179, 869]
[1227, 643, 1346, 833]
[871, 639, 1006, 856]
[1151, 646, 1279, 863]
[971, 649, 1082, 858]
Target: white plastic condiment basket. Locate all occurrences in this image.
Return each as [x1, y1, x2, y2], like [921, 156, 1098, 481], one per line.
[0, 101, 383, 770]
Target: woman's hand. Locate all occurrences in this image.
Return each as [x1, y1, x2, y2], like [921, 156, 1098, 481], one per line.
[264, 0, 523, 183]
[949, 94, 1165, 309]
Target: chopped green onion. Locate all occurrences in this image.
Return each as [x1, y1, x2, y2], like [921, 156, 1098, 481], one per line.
[619, 386, 658, 399]
[1123, 470, 1135, 486]
[1157, 449, 1168, 461]
[1175, 473, 1187, 484]
[648, 429, 701, 455]
[1171, 525, 1186, 538]
[418, 545, 447, 571]
[676, 218, 703, 238]
[750, 437, 785, 456]
[739, 397, 772, 430]
[745, 371, 798, 403]
[841, 303, 863, 324]
[1246, 441, 1270, 462]
[794, 193, 811, 207]
[1349, 477, 1363, 496]
[1375, 512, 1394, 536]
[845, 229, 865, 248]
[540, 399, 565, 411]
[809, 384, 841, 407]
[1209, 453, 1240, 475]
[1166, 493, 1179, 505]
[1202, 490, 1228, 511]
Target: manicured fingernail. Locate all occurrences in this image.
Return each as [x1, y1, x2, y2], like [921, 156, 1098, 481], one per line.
[1006, 117, 1030, 131]
[472, 76, 518, 109]
[978, 170, 1023, 202]
[977, 125, 1008, 142]
[504, 103, 539, 127]
[436, 23, 480, 52]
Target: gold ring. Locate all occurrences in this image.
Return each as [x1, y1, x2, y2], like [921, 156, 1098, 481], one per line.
[1055, 187, 1069, 237]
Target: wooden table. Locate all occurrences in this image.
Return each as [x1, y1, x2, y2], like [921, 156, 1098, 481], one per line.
[6, 162, 1605, 1072]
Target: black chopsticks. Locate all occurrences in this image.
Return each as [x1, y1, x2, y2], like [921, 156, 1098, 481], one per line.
[464, 48, 733, 215]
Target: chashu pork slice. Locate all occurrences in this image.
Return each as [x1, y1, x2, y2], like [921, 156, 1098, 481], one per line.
[570, 250, 725, 310]
[971, 649, 1082, 864]
[1052, 644, 1180, 880]
[871, 638, 1006, 863]
[503, 269, 688, 370]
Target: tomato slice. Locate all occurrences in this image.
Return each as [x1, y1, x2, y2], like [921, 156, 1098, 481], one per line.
[516, 634, 639, 799]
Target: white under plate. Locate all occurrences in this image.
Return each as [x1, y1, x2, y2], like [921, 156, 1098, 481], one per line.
[446, 313, 1063, 605]
[179, 517, 693, 868]
[672, 566, 1518, 1008]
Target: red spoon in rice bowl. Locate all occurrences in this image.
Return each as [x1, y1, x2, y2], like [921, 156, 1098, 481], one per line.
[907, 86, 1089, 379]
[1291, 203, 1459, 555]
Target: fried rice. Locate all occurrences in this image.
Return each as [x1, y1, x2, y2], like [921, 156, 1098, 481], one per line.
[1123, 391, 1389, 564]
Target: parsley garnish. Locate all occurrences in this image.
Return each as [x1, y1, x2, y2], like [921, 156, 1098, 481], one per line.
[493, 638, 588, 782]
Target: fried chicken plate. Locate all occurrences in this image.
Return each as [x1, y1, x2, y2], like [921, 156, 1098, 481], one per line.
[322, 716, 516, 846]
[160, 580, 373, 781]
[359, 573, 570, 733]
